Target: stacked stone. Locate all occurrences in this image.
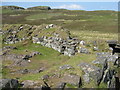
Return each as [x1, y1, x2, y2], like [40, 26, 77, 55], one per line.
[32, 34, 79, 56]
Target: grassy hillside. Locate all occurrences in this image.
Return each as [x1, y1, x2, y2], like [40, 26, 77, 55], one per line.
[2, 9, 118, 33]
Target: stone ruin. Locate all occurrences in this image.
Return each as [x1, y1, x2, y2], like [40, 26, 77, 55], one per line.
[2, 24, 90, 56]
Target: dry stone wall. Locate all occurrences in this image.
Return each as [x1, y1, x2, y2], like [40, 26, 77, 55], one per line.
[2, 24, 88, 56]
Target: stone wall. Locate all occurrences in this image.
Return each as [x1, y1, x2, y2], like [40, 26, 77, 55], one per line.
[2, 24, 88, 56]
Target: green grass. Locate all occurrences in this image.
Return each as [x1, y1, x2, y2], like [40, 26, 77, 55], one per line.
[2, 9, 118, 33]
[2, 41, 96, 87]
[98, 83, 107, 88]
[0, 9, 13, 14]
[26, 13, 62, 20]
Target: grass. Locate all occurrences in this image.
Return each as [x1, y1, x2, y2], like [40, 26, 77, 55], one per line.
[0, 9, 13, 14]
[26, 13, 62, 20]
[2, 41, 96, 87]
[2, 9, 118, 33]
[71, 30, 118, 41]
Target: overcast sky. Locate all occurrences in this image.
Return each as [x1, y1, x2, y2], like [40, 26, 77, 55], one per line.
[1, 1, 119, 11]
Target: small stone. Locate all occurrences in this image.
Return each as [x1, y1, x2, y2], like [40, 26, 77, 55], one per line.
[41, 75, 49, 81]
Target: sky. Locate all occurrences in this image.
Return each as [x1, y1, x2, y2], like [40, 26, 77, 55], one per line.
[1, 2, 119, 11]
[1, 0, 120, 2]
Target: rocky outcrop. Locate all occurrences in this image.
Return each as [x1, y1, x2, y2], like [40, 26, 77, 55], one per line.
[92, 51, 120, 88]
[92, 52, 118, 64]
[78, 62, 102, 85]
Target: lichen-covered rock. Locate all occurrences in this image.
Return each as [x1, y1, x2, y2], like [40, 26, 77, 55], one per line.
[78, 62, 103, 85]
[0, 79, 19, 89]
[92, 52, 118, 64]
[78, 62, 100, 74]
[61, 74, 81, 86]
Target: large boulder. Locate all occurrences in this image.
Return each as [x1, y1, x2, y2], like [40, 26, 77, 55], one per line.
[78, 62, 103, 85]
[0, 79, 19, 89]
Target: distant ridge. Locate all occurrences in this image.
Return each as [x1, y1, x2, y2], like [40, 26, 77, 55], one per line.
[27, 6, 51, 10]
[1, 6, 25, 10]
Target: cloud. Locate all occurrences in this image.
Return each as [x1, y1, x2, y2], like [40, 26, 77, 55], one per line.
[53, 4, 84, 10]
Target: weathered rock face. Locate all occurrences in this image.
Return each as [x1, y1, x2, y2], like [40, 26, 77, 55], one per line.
[27, 6, 51, 10]
[91, 51, 120, 87]
[0, 79, 19, 89]
[78, 62, 103, 85]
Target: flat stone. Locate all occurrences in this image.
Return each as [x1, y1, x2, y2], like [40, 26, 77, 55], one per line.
[61, 74, 81, 86]
[59, 65, 74, 70]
